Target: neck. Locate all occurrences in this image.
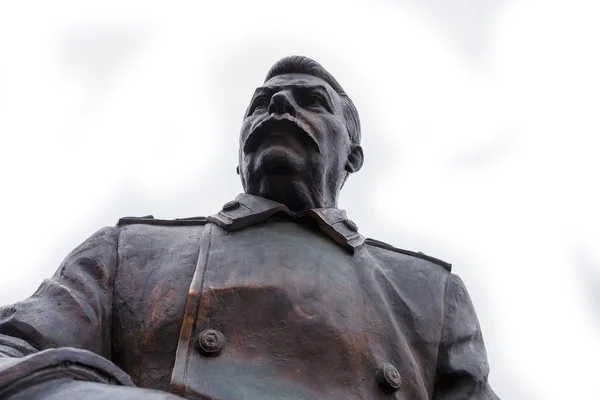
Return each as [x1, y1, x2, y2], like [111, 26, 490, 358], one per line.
[248, 175, 336, 211]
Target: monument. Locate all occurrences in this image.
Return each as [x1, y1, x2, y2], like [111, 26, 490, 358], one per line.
[0, 56, 499, 399]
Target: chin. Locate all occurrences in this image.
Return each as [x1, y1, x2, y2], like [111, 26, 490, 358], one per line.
[255, 148, 307, 178]
[255, 146, 304, 174]
[244, 148, 320, 211]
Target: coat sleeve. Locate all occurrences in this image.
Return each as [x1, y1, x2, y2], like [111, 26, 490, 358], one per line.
[433, 273, 499, 400]
[0, 227, 138, 395]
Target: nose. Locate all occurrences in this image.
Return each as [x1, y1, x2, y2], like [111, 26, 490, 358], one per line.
[268, 91, 297, 117]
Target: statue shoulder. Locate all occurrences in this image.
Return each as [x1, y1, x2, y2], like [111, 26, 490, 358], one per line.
[116, 215, 208, 227]
[365, 238, 452, 272]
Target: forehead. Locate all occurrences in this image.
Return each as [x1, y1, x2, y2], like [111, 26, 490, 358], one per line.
[260, 73, 337, 95]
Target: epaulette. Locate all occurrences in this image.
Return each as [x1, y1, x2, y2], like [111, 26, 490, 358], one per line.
[365, 238, 452, 272]
[117, 215, 208, 227]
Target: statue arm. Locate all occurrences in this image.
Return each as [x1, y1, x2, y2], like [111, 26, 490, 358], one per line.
[433, 273, 500, 400]
[0, 227, 181, 399]
[0, 227, 118, 357]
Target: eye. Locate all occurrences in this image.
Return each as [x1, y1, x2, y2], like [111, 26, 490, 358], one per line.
[303, 93, 326, 108]
[255, 96, 269, 108]
[310, 94, 324, 106]
[250, 95, 270, 114]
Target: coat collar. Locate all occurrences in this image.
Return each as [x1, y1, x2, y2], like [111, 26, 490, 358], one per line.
[208, 193, 365, 254]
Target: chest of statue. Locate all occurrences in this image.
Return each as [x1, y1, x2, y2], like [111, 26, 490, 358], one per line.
[114, 217, 440, 399]
[200, 218, 368, 341]
[170, 219, 375, 399]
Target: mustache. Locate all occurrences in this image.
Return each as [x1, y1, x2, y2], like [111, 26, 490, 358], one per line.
[243, 113, 320, 154]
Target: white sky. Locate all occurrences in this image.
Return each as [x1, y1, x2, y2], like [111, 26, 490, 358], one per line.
[1, 1, 599, 399]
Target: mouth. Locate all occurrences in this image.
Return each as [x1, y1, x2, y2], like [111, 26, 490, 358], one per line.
[243, 114, 319, 154]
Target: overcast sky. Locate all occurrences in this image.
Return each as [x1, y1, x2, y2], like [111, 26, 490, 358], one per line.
[1, 1, 599, 399]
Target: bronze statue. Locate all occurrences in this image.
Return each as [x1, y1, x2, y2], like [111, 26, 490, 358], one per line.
[0, 56, 498, 399]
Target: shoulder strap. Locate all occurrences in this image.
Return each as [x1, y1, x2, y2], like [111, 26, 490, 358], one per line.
[366, 238, 452, 272]
[117, 215, 208, 227]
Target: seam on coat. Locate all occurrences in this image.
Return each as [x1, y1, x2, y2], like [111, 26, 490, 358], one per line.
[109, 225, 121, 363]
[439, 273, 452, 348]
[433, 272, 452, 395]
[181, 224, 213, 393]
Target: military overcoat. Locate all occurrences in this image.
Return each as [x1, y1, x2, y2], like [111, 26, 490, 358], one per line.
[0, 194, 498, 399]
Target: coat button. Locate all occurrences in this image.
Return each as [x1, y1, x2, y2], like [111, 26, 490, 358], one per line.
[344, 219, 358, 232]
[195, 329, 225, 356]
[376, 364, 402, 393]
[222, 200, 240, 211]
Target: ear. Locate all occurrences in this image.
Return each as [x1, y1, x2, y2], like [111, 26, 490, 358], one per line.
[236, 165, 240, 175]
[345, 144, 364, 174]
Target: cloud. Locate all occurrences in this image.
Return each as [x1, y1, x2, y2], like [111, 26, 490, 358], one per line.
[573, 247, 600, 330]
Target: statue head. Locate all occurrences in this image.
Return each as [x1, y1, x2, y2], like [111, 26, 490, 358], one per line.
[238, 56, 364, 211]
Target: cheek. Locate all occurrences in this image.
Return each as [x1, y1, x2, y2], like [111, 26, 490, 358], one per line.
[300, 113, 334, 139]
[321, 118, 349, 148]
[239, 119, 254, 144]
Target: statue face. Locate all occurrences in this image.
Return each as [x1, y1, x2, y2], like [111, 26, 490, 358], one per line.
[239, 73, 353, 209]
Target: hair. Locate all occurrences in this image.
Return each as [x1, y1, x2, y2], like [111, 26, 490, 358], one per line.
[264, 56, 361, 146]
